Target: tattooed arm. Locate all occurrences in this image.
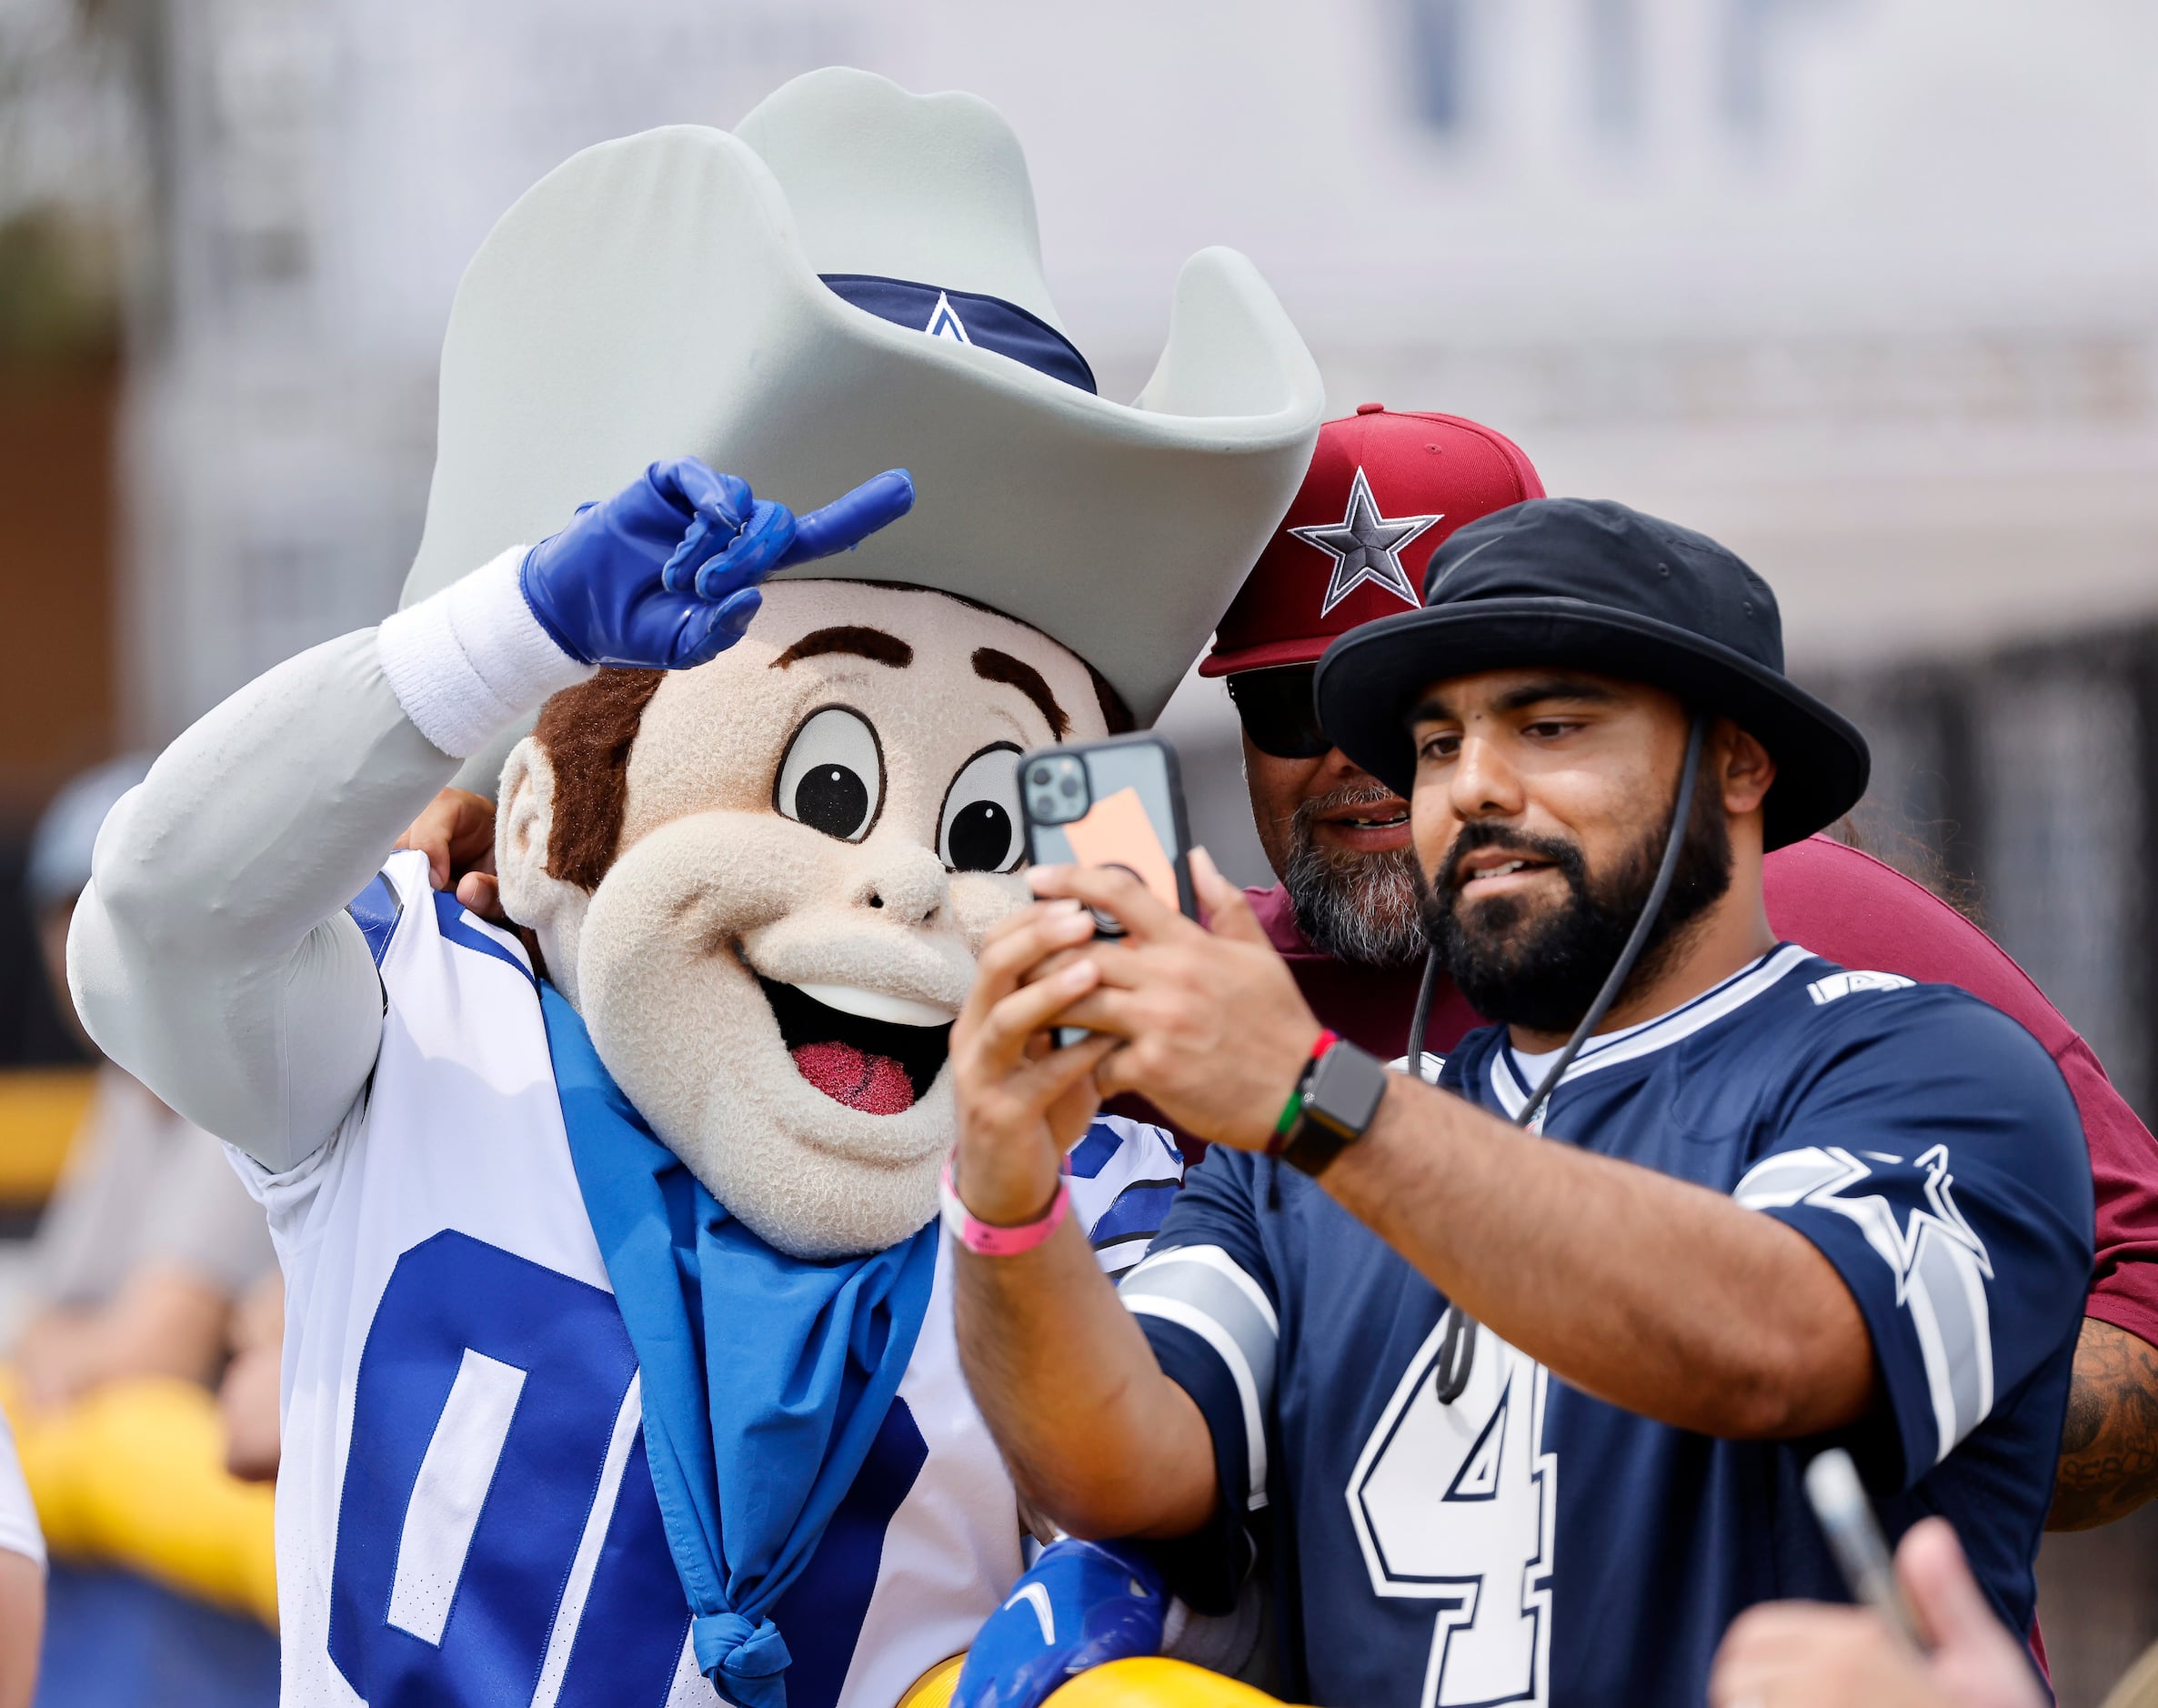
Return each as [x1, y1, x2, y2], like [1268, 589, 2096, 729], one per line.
[2049, 1317, 2158, 1531]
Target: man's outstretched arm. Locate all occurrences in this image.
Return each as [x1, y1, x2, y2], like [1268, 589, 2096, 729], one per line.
[949, 897, 1220, 1542]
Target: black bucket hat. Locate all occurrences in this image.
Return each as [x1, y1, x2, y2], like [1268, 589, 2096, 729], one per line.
[1311, 497, 1869, 849]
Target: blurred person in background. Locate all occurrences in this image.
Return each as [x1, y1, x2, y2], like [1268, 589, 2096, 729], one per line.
[1199, 404, 2158, 1537]
[12, 755, 278, 1407]
[0, 756, 278, 1636]
[0, 1412, 45, 1708]
[216, 1273, 283, 1485]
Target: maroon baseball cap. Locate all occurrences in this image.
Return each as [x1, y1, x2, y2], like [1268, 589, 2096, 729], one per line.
[1200, 403, 1544, 678]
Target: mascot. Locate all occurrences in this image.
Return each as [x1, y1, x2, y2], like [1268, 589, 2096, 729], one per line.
[69, 68, 1320, 1708]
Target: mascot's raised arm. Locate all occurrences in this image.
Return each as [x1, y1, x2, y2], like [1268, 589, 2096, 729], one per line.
[67, 68, 1320, 1708]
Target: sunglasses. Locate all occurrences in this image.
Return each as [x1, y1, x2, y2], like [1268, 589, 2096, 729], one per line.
[1227, 666, 1333, 759]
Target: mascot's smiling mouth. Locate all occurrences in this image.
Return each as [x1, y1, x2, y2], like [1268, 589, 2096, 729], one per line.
[757, 977, 952, 1115]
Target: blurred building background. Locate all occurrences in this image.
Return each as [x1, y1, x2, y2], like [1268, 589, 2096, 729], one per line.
[3, 0, 2156, 1701]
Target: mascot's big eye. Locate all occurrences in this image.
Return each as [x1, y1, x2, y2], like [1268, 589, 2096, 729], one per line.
[776, 707, 885, 842]
[938, 744, 1023, 873]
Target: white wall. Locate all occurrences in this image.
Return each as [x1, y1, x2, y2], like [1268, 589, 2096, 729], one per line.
[122, 0, 2158, 741]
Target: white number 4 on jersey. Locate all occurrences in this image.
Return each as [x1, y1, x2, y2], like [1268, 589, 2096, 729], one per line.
[1348, 1318, 1557, 1708]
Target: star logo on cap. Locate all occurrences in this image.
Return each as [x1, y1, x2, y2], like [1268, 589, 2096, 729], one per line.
[1288, 467, 1441, 618]
[926, 292, 973, 345]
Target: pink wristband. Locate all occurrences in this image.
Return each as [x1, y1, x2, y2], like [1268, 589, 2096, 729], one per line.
[939, 1164, 1070, 1257]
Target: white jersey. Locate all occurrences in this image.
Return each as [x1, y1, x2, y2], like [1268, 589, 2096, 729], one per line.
[0, 1410, 43, 1571]
[237, 849, 1178, 1708]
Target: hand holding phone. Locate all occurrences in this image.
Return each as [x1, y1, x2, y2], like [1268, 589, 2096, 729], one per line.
[1019, 735, 1197, 1046]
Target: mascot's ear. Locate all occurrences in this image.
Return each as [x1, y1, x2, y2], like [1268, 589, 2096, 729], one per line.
[497, 736, 592, 1006]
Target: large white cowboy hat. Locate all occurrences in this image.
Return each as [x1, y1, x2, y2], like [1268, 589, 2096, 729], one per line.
[401, 65, 1323, 742]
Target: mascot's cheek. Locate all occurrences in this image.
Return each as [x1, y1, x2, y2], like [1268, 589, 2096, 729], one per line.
[947, 871, 1033, 954]
[576, 814, 952, 1260]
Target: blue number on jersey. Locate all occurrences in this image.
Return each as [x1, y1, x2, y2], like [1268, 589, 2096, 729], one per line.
[326, 1230, 936, 1708]
[327, 1232, 689, 1705]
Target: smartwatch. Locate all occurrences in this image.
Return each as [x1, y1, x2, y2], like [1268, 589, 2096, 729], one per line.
[1280, 1038, 1390, 1178]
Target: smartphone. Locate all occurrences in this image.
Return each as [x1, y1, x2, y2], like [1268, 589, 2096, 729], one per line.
[1019, 733, 1199, 928]
[1019, 735, 1197, 1048]
[1802, 1448, 1926, 1651]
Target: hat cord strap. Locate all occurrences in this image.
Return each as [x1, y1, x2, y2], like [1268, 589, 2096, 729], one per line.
[1426, 711, 1711, 1406]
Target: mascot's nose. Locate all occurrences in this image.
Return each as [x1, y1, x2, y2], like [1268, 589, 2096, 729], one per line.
[852, 841, 951, 929]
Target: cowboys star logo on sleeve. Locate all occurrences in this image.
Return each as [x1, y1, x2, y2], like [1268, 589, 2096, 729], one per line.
[1288, 466, 1442, 618]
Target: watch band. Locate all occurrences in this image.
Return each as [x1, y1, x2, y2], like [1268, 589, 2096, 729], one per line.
[1280, 1038, 1391, 1178]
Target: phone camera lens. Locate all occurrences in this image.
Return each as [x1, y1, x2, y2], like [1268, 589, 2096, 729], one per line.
[1029, 766, 1051, 786]
[1058, 775, 1080, 798]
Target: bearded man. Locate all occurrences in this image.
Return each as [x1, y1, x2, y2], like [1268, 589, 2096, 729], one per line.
[949, 497, 2091, 1708]
[1192, 404, 2158, 1538]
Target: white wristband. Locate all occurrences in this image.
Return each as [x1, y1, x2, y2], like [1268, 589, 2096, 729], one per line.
[376, 547, 596, 759]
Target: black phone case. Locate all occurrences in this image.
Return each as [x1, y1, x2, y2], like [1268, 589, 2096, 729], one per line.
[1018, 732, 1199, 922]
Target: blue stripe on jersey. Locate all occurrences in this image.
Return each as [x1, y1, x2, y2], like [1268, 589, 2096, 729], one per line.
[1129, 1310, 1257, 1616]
[327, 1229, 940, 1708]
[328, 1232, 678, 1706]
[346, 871, 402, 968]
[768, 1399, 930, 1708]
[1067, 1126, 1125, 1181]
[431, 889, 534, 984]
[554, 1427, 700, 1706]
[1087, 1181, 1184, 1248]
[1069, 1122, 1180, 1181]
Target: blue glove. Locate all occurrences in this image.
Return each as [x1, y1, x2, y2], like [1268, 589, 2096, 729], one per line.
[953, 1539, 1169, 1708]
[518, 457, 914, 671]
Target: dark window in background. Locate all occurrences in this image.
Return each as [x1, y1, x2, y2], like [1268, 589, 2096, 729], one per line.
[1804, 622, 2158, 1127]
[0, 210, 123, 1067]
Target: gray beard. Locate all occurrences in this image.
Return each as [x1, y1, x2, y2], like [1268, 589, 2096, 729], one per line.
[1280, 784, 1430, 970]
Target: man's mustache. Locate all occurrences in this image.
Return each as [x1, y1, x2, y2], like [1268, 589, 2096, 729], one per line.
[1290, 779, 1408, 834]
[1434, 821, 1586, 900]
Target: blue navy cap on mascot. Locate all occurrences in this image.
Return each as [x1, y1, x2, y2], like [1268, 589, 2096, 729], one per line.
[1313, 497, 1870, 848]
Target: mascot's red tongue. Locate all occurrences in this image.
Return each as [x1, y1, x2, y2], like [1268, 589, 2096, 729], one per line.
[791, 1040, 916, 1115]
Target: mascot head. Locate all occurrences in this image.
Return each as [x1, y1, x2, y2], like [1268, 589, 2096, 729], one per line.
[400, 69, 1322, 1257]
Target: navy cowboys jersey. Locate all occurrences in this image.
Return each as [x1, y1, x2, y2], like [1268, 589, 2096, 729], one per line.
[1123, 944, 2092, 1707]
[233, 849, 1179, 1708]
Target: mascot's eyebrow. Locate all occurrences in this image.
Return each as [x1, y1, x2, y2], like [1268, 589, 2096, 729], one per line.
[772, 627, 914, 670]
[972, 648, 1069, 739]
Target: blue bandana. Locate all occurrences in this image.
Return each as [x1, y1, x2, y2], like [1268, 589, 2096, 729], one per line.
[542, 984, 939, 1708]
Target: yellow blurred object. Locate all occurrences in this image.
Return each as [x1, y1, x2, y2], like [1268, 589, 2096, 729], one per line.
[2101, 1638, 2158, 1708]
[0, 1068, 95, 1204]
[1045, 1659, 1294, 1706]
[898, 1653, 966, 1707]
[0, 1369, 276, 1625]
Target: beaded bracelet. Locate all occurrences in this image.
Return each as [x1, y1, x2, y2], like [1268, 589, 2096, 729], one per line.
[1267, 1029, 1341, 1157]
